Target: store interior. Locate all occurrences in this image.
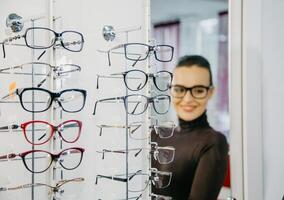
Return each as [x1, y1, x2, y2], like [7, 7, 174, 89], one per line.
[0, 0, 283, 200]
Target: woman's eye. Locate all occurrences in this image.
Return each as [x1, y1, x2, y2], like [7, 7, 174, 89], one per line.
[173, 87, 184, 93]
[194, 88, 206, 94]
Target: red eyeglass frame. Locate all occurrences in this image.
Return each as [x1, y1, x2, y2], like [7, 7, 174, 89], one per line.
[20, 120, 82, 145]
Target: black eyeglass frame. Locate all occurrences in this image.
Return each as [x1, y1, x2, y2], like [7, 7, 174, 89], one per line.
[169, 84, 213, 99]
[2, 27, 84, 58]
[15, 87, 87, 113]
[0, 147, 85, 173]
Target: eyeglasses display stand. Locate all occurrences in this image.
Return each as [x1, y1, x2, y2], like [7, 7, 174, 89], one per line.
[0, 8, 85, 200]
[95, 24, 150, 200]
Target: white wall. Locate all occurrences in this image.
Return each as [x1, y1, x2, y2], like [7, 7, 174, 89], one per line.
[237, 0, 284, 199]
[262, 0, 284, 199]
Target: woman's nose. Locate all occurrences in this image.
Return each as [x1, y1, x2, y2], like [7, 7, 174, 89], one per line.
[182, 90, 195, 102]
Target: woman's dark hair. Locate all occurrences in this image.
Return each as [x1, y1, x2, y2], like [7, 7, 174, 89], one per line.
[176, 55, 213, 86]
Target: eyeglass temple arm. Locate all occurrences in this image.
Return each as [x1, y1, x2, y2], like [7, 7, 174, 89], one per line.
[37, 75, 48, 88]
[62, 122, 80, 129]
[0, 153, 17, 160]
[134, 149, 143, 157]
[130, 101, 143, 115]
[1, 35, 24, 59]
[128, 169, 143, 181]
[0, 124, 19, 130]
[131, 55, 142, 67]
[56, 177, 84, 188]
[93, 97, 123, 115]
[38, 65, 81, 88]
[1, 90, 17, 100]
[96, 75, 100, 89]
[95, 174, 127, 185]
[129, 124, 142, 134]
[0, 65, 22, 73]
[107, 44, 125, 66]
[2, 43, 6, 58]
[56, 66, 81, 76]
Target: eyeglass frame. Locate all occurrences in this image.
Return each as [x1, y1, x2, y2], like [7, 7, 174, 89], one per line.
[0, 147, 85, 173]
[95, 169, 172, 192]
[96, 120, 176, 139]
[96, 69, 172, 92]
[0, 62, 81, 88]
[107, 43, 174, 67]
[0, 177, 84, 193]
[2, 27, 84, 58]
[169, 84, 213, 99]
[93, 94, 171, 116]
[0, 120, 82, 145]
[2, 87, 87, 113]
[96, 146, 175, 165]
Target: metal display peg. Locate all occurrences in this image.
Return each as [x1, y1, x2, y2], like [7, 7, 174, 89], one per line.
[102, 25, 141, 42]
[6, 13, 24, 33]
[102, 25, 116, 41]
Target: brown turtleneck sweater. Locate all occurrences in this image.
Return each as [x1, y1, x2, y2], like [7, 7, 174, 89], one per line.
[151, 112, 228, 200]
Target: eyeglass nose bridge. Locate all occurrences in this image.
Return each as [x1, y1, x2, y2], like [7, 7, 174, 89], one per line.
[183, 88, 195, 99]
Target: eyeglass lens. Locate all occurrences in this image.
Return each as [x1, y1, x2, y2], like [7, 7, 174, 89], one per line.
[154, 147, 175, 164]
[124, 70, 171, 91]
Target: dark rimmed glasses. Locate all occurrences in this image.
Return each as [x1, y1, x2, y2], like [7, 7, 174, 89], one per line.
[97, 69, 172, 91]
[0, 147, 84, 173]
[107, 43, 174, 66]
[97, 121, 176, 139]
[0, 120, 82, 145]
[2, 27, 84, 58]
[170, 84, 212, 99]
[95, 169, 172, 192]
[1, 87, 87, 113]
[0, 62, 81, 87]
[93, 94, 171, 115]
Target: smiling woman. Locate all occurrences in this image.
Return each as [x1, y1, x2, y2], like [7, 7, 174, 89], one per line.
[151, 55, 228, 200]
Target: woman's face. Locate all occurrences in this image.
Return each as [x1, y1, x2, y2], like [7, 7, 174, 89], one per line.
[171, 65, 214, 121]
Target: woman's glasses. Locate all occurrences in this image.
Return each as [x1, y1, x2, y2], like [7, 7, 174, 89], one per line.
[93, 94, 171, 115]
[95, 169, 172, 192]
[1, 87, 87, 113]
[2, 27, 84, 58]
[106, 43, 174, 67]
[0, 120, 82, 145]
[0, 147, 84, 173]
[170, 84, 212, 99]
[97, 121, 176, 140]
[96, 69, 172, 92]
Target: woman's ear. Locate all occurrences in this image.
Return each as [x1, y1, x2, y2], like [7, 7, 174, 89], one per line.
[207, 86, 215, 99]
